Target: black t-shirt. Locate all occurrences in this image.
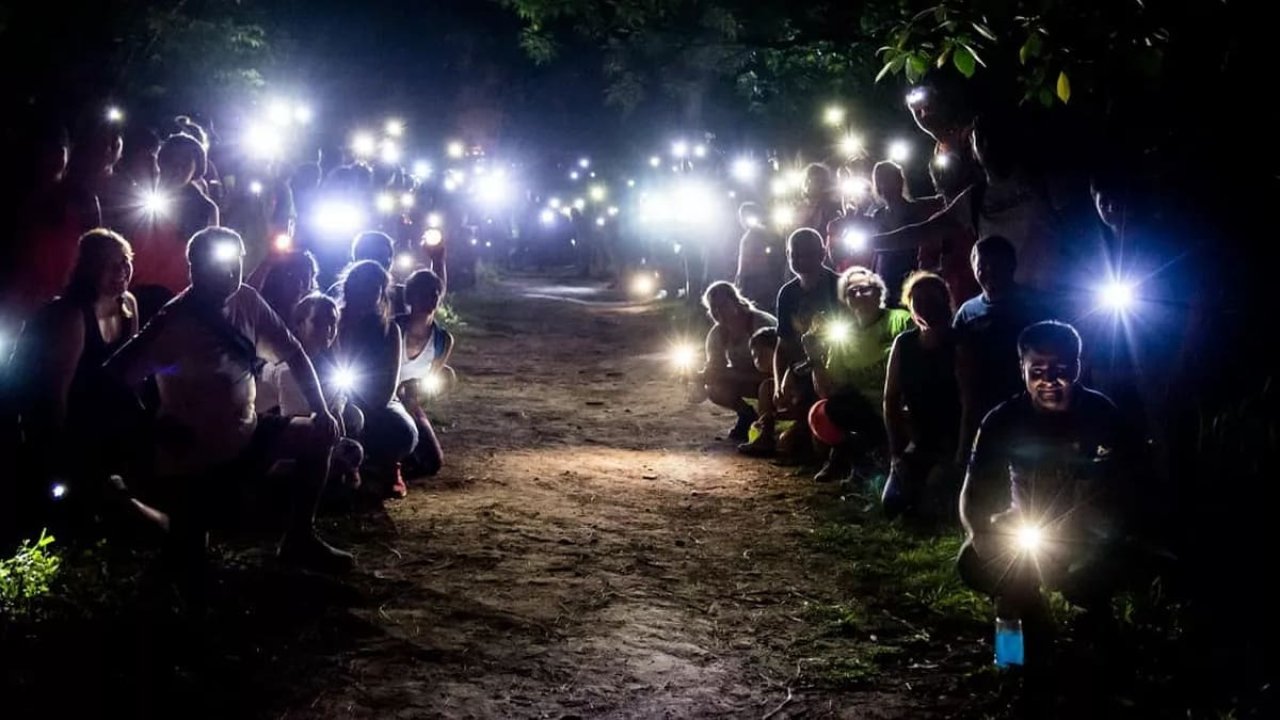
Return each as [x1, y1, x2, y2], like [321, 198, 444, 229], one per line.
[775, 269, 840, 343]
[966, 388, 1133, 535]
[896, 328, 960, 455]
[953, 287, 1052, 414]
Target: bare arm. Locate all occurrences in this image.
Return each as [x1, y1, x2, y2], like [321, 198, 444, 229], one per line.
[36, 306, 86, 431]
[883, 335, 909, 457]
[958, 420, 1010, 541]
[870, 185, 972, 253]
[954, 341, 978, 465]
[430, 329, 455, 372]
[282, 345, 329, 415]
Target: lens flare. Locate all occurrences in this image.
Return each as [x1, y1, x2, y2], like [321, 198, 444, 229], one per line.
[426, 212, 443, 228]
[396, 253, 415, 271]
[649, 156, 662, 168]
[141, 190, 170, 217]
[823, 105, 847, 126]
[838, 134, 864, 157]
[843, 228, 869, 251]
[1016, 525, 1044, 553]
[540, 209, 556, 224]
[106, 106, 124, 123]
[273, 234, 292, 252]
[213, 241, 241, 263]
[1099, 281, 1136, 312]
[630, 273, 657, 299]
[351, 132, 376, 158]
[589, 185, 607, 202]
[840, 176, 870, 199]
[248, 180, 264, 196]
[314, 200, 366, 235]
[51, 483, 68, 499]
[245, 124, 283, 159]
[423, 228, 444, 247]
[400, 192, 415, 209]
[731, 157, 759, 183]
[671, 141, 689, 158]
[578, 157, 591, 168]
[294, 105, 314, 124]
[670, 343, 699, 372]
[824, 319, 851, 344]
[332, 366, 358, 392]
[446, 140, 465, 159]
[888, 140, 912, 163]
[413, 160, 431, 177]
[771, 204, 795, 228]
[385, 119, 405, 137]
[376, 193, 395, 213]
[379, 139, 401, 165]
[906, 87, 927, 106]
[422, 372, 444, 396]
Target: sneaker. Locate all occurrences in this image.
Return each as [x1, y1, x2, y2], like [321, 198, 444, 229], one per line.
[727, 411, 757, 442]
[737, 434, 776, 457]
[278, 532, 356, 574]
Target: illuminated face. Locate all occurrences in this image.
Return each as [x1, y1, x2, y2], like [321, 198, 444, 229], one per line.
[1021, 348, 1079, 412]
[788, 236, 825, 276]
[908, 284, 949, 330]
[98, 243, 133, 298]
[843, 280, 882, 317]
[1093, 190, 1124, 232]
[707, 292, 739, 325]
[298, 303, 339, 355]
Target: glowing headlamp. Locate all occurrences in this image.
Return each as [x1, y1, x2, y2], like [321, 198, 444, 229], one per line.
[823, 105, 847, 126]
[351, 132, 376, 158]
[105, 106, 124, 123]
[839, 134, 864, 157]
[589, 185, 607, 202]
[671, 141, 689, 158]
[888, 140, 912, 163]
[212, 241, 241, 264]
[843, 228, 869, 251]
[731, 157, 759, 183]
[649, 156, 662, 168]
[771, 204, 795, 228]
[385, 119, 405, 137]
[422, 228, 444, 247]
[413, 160, 431, 177]
[578, 157, 591, 169]
[446, 141, 465, 159]
[540, 209, 556, 224]
[906, 87, 928, 106]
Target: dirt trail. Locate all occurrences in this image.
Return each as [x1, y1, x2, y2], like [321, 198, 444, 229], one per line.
[279, 275, 944, 719]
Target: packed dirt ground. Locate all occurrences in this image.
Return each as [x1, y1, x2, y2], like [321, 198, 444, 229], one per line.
[5, 274, 998, 719]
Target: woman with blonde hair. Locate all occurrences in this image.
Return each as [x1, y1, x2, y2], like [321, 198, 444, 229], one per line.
[692, 281, 777, 442]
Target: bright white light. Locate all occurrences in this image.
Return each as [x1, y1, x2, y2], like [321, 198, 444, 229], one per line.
[385, 119, 405, 137]
[649, 156, 662, 167]
[607, 206, 619, 217]
[745, 215, 761, 229]
[446, 140, 465, 159]
[548, 197, 562, 209]
[771, 204, 795, 228]
[540, 209, 556, 224]
[443, 178, 458, 193]
[843, 228, 869, 251]
[589, 171, 596, 178]
[825, 319, 851, 344]
[379, 139, 401, 165]
[626, 179, 636, 188]
[294, 105, 313, 124]
[672, 243, 681, 254]
[1016, 525, 1044, 553]
[248, 180, 264, 196]
[315, 200, 366, 235]
[426, 212, 443, 228]
[731, 157, 759, 183]
[573, 198, 586, 210]
[396, 253, 415, 271]
[422, 228, 444, 247]
[1099, 281, 1136, 312]
[245, 124, 283, 159]
[351, 132, 376, 158]
[413, 160, 432, 177]
[142, 190, 169, 217]
[630, 274, 656, 299]
[400, 192, 415, 209]
[332, 366, 358, 392]
[422, 372, 444, 396]
[569, 171, 580, 181]
[770, 177, 789, 197]
[267, 101, 292, 126]
[888, 140, 912, 163]
[693, 144, 707, 158]
[273, 234, 292, 252]
[906, 87, 928, 106]
[727, 191, 736, 199]
[376, 193, 396, 214]
[484, 241, 492, 248]
[934, 153, 951, 169]
[578, 157, 591, 168]
[106, 106, 124, 123]
[670, 343, 699, 372]
[839, 134, 864, 157]
[476, 174, 512, 207]
[671, 141, 689, 158]
[823, 105, 847, 126]
[840, 176, 870, 199]
[51, 483, 67, 499]
[213, 241, 241, 263]
[589, 185, 606, 202]
[786, 170, 805, 190]
[596, 217, 606, 227]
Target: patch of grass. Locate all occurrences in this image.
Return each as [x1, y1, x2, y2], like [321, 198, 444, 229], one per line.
[811, 518, 987, 625]
[437, 300, 463, 327]
[809, 643, 904, 688]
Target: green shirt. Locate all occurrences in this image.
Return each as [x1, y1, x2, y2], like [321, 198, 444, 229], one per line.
[824, 308, 914, 411]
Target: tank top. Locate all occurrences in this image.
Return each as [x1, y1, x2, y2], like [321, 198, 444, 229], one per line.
[895, 328, 960, 455]
[400, 320, 447, 384]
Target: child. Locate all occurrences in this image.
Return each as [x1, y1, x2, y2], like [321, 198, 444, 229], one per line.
[738, 326, 782, 456]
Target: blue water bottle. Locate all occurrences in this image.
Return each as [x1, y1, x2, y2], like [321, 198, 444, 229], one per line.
[994, 617, 1025, 667]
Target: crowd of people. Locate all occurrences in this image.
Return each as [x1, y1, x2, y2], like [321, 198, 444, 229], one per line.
[0, 111, 458, 572]
[689, 88, 1194, 637]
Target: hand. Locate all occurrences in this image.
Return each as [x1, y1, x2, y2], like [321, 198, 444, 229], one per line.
[313, 410, 341, 445]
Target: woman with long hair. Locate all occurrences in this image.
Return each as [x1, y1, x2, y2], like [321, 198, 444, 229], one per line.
[11, 229, 140, 504]
[693, 281, 777, 442]
[336, 260, 417, 498]
[396, 269, 453, 478]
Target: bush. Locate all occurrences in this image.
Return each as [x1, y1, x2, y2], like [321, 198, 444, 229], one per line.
[0, 529, 61, 616]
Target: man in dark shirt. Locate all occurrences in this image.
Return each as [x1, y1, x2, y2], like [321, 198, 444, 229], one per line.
[953, 236, 1051, 461]
[958, 321, 1134, 616]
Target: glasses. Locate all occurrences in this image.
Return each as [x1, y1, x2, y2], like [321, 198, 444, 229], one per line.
[846, 285, 880, 298]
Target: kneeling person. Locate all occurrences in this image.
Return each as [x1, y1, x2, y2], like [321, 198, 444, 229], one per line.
[106, 227, 351, 571]
[958, 321, 1135, 620]
[695, 281, 777, 441]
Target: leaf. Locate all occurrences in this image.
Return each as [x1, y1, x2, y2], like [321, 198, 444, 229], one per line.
[957, 41, 986, 67]
[1020, 33, 1043, 66]
[1039, 87, 1055, 107]
[905, 54, 928, 83]
[936, 46, 952, 69]
[972, 22, 997, 42]
[1056, 71, 1071, 103]
[953, 45, 976, 77]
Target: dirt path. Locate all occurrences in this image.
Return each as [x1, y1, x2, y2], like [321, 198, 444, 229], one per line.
[281, 275, 940, 719]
